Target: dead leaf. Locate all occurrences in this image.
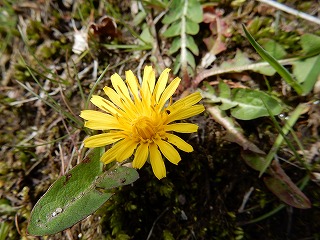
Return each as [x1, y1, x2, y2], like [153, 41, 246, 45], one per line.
[200, 7, 231, 68]
[88, 16, 120, 42]
[265, 160, 311, 209]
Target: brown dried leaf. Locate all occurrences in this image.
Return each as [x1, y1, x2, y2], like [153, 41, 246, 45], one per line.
[264, 160, 311, 209]
[88, 16, 120, 42]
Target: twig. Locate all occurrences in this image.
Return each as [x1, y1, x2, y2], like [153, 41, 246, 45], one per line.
[238, 187, 254, 213]
[146, 207, 169, 240]
[257, 0, 320, 25]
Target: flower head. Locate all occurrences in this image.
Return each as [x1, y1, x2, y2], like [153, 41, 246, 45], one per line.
[80, 66, 204, 179]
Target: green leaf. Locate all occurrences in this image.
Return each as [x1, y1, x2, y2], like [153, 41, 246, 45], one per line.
[173, 63, 181, 75]
[28, 148, 139, 236]
[262, 39, 287, 59]
[217, 49, 276, 76]
[202, 86, 283, 120]
[241, 151, 268, 172]
[133, 11, 147, 26]
[186, 35, 199, 55]
[293, 56, 318, 83]
[139, 26, 153, 44]
[230, 89, 283, 120]
[186, 19, 199, 35]
[186, 0, 203, 23]
[162, 0, 202, 78]
[163, 22, 181, 38]
[220, 49, 252, 69]
[0, 222, 10, 240]
[173, 54, 181, 74]
[168, 38, 181, 55]
[243, 25, 303, 95]
[218, 82, 237, 110]
[293, 55, 320, 94]
[162, 0, 183, 25]
[186, 49, 196, 69]
[300, 33, 320, 55]
[254, 65, 276, 76]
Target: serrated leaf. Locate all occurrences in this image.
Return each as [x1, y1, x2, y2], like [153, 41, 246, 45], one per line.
[230, 88, 283, 120]
[186, 0, 203, 23]
[220, 49, 276, 76]
[262, 39, 287, 59]
[27, 148, 139, 236]
[163, 22, 181, 38]
[292, 55, 320, 83]
[162, 0, 184, 25]
[301, 54, 320, 94]
[186, 35, 199, 55]
[220, 49, 252, 69]
[202, 85, 283, 120]
[300, 33, 320, 56]
[186, 19, 199, 35]
[218, 82, 237, 110]
[292, 55, 320, 94]
[168, 38, 181, 55]
[253, 65, 276, 76]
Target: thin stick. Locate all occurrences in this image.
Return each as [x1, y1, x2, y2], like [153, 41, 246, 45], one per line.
[146, 207, 169, 240]
[257, 0, 320, 25]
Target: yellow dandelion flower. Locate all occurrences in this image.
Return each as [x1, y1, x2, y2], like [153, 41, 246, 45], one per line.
[80, 66, 205, 179]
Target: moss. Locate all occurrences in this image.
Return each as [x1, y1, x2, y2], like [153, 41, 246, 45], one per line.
[26, 20, 48, 45]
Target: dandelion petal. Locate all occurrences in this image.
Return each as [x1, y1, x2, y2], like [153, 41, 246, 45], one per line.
[149, 143, 166, 179]
[169, 92, 203, 110]
[158, 77, 181, 109]
[81, 110, 121, 130]
[132, 143, 149, 169]
[155, 139, 181, 165]
[125, 70, 139, 99]
[84, 133, 123, 147]
[101, 141, 124, 164]
[167, 105, 205, 123]
[164, 123, 198, 133]
[154, 68, 170, 102]
[116, 139, 138, 162]
[142, 66, 155, 95]
[166, 133, 193, 152]
[90, 95, 118, 115]
[111, 73, 131, 100]
[103, 87, 122, 107]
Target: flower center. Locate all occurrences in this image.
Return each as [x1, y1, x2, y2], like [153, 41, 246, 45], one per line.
[132, 116, 157, 140]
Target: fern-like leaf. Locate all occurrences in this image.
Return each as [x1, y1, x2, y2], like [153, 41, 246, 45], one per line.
[162, 0, 202, 88]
